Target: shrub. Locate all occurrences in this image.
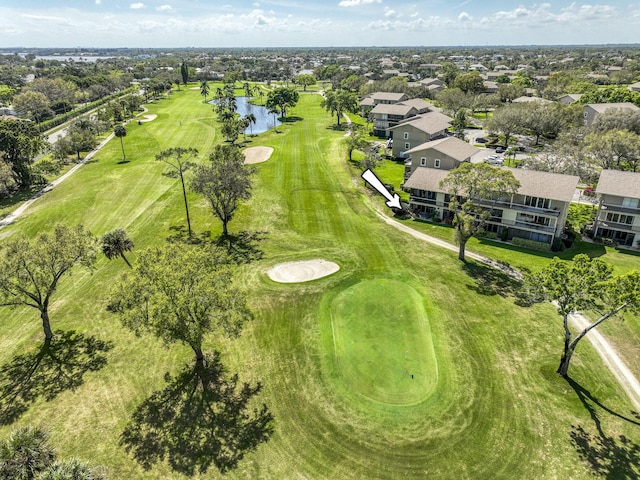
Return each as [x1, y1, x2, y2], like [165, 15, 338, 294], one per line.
[551, 238, 565, 252]
[512, 237, 552, 251]
[500, 227, 509, 242]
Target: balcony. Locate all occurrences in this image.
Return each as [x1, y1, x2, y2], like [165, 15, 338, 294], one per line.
[409, 196, 444, 207]
[475, 199, 561, 217]
[597, 221, 640, 233]
[601, 202, 640, 215]
[487, 218, 556, 234]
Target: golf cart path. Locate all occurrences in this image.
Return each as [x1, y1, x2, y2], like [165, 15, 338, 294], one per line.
[1, 105, 154, 230]
[378, 211, 640, 411]
[0, 133, 115, 229]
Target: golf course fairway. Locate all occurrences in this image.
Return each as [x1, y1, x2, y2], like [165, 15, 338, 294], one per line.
[330, 278, 437, 404]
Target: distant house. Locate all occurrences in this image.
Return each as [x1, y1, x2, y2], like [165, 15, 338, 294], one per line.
[359, 91, 409, 115]
[482, 81, 499, 94]
[404, 166, 578, 246]
[583, 102, 640, 126]
[594, 170, 640, 247]
[558, 93, 583, 105]
[370, 103, 418, 137]
[402, 136, 479, 178]
[388, 112, 452, 158]
[628, 81, 640, 93]
[419, 77, 445, 94]
[512, 96, 552, 104]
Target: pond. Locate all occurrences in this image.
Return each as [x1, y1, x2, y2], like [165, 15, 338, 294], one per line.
[209, 96, 280, 134]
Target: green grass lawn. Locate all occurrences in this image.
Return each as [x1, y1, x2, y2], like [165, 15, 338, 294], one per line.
[1, 89, 640, 479]
[330, 278, 437, 405]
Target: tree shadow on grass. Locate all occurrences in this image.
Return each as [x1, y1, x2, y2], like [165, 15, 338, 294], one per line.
[166, 227, 267, 265]
[166, 225, 212, 245]
[0, 330, 114, 425]
[567, 377, 640, 479]
[120, 352, 273, 476]
[461, 261, 532, 306]
[214, 230, 267, 265]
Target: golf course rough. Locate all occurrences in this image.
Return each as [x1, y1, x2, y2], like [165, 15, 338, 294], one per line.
[267, 259, 340, 283]
[330, 278, 438, 405]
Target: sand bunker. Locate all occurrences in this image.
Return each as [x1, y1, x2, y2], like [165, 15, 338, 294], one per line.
[267, 259, 340, 283]
[138, 114, 157, 122]
[243, 146, 274, 164]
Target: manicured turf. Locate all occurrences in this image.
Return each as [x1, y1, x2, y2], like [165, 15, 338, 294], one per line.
[330, 279, 437, 404]
[1, 87, 640, 479]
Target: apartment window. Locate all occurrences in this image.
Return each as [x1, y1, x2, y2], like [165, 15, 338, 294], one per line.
[405, 143, 410, 150]
[622, 197, 639, 209]
[524, 196, 550, 209]
[606, 212, 634, 224]
[434, 159, 441, 168]
[403, 132, 409, 140]
[420, 157, 427, 166]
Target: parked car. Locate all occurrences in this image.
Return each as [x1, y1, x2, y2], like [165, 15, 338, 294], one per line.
[495, 146, 506, 153]
[476, 137, 488, 143]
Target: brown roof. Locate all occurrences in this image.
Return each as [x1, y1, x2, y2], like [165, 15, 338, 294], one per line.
[404, 167, 450, 191]
[396, 98, 433, 111]
[506, 168, 579, 203]
[370, 103, 417, 116]
[390, 111, 452, 134]
[404, 166, 578, 203]
[596, 170, 640, 198]
[585, 102, 640, 113]
[366, 92, 408, 102]
[404, 137, 478, 161]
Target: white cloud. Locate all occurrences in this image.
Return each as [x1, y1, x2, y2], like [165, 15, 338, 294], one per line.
[482, 3, 616, 27]
[130, 3, 145, 9]
[156, 5, 172, 12]
[458, 11, 472, 22]
[367, 16, 452, 31]
[384, 7, 397, 17]
[253, 2, 260, 6]
[338, 0, 381, 7]
[95, 0, 102, 4]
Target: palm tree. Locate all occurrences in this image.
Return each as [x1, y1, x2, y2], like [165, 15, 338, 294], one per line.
[200, 80, 210, 103]
[239, 116, 251, 143]
[114, 124, 127, 162]
[243, 82, 253, 100]
[0, 426, 55, 479]
[245, 113, 257, 136]
[253, 85, 264, 105]
[101, 229, 134, 268]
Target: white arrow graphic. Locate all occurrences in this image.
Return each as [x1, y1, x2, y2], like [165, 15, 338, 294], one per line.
[361, 168, 402, 210]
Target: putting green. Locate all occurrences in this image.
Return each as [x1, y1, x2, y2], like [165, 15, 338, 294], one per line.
[330, 279, 438, 405]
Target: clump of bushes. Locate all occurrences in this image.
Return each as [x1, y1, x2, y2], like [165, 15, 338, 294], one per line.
[512, 237, 552, 251]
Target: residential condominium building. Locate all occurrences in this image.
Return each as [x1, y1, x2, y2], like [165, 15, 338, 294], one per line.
[359, 92, 409, 115]
[388, 111, 453, 158]
[594, 169, 640, 247]
[370, 103, 419, 137]
[583, 102, 640, 126]
[402, 136, 479, 180]
[404, 166, 579, 247]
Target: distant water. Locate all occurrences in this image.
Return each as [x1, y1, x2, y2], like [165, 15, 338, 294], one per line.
[210, 96, 280, 134]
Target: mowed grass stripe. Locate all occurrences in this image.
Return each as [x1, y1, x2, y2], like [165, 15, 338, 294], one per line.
[0, 89, 639, 479]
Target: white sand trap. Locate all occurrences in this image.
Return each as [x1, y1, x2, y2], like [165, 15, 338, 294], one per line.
[268, 259, 340, 283]
[138, 114, 157, 122]
[243, 146, 274, 164]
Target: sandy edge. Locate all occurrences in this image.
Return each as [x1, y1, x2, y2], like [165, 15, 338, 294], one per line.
[243, 146, 274, 164]
[267, 259, 340, 283]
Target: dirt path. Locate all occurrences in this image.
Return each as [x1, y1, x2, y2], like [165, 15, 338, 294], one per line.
[377, 211, 640, 408]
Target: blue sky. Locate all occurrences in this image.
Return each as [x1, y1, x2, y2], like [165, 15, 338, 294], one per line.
[1, 1, 638, 48]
